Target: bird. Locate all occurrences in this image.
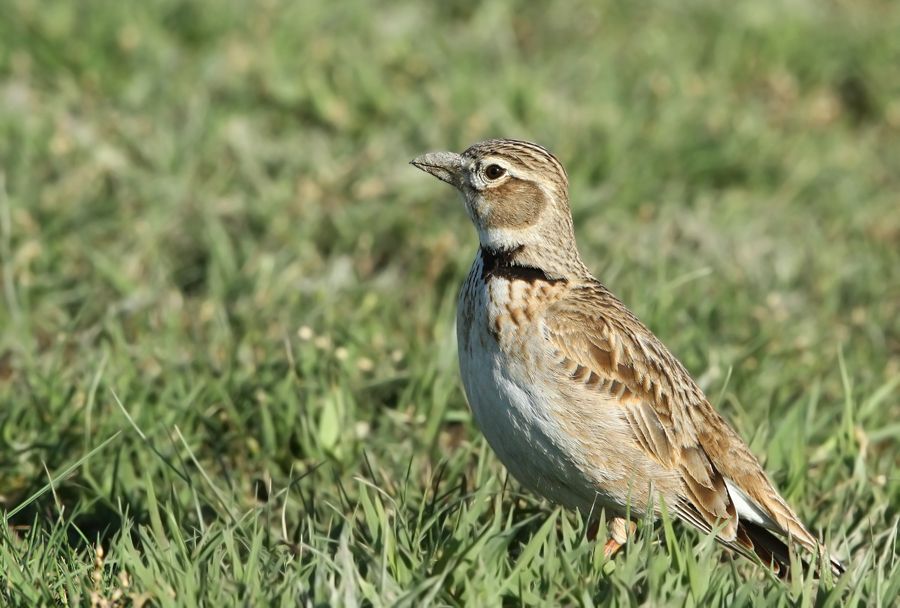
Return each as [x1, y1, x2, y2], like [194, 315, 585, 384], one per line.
[410, 138, 844, 578]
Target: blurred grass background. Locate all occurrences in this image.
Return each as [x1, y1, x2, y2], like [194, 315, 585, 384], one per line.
[1, 0, 898, 604]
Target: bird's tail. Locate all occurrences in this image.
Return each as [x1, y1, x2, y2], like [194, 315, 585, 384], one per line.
[731, 520, 845, 579]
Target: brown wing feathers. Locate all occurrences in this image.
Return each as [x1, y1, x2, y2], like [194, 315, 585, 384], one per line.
[549, 291, 740, 541]
[546, 283, 843, 575]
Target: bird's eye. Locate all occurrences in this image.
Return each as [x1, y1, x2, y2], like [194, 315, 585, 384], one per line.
[484, 164, 506, 180]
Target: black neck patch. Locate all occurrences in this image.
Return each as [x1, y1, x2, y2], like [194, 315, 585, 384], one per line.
[479, 246, 564, 284]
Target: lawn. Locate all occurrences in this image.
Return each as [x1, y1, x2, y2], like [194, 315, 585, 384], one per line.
[1, 0, 898, 605]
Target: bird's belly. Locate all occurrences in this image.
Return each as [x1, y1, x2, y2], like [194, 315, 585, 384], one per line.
[457, 318, 605, 513]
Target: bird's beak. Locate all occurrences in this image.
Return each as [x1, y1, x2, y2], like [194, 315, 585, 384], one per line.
[410, 151, 464, 188]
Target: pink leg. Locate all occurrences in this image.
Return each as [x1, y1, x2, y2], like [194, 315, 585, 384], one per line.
[602, 517, 636, 558]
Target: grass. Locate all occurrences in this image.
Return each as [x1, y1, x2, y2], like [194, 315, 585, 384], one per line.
[1, 0, 898, 605]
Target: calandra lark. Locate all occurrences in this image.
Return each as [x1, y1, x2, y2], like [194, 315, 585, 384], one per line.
[411, 139, 844, 577]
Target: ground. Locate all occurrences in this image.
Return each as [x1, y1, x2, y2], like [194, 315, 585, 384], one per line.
[0, 0, 898, 605]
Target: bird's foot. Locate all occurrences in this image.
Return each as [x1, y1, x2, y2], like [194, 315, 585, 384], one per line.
[602, 517, 636, 558]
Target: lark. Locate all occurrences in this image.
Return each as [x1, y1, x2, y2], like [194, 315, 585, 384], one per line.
[411, 139, 844, 577]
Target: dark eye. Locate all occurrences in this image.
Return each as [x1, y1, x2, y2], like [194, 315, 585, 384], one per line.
[484, 164, 506, 180]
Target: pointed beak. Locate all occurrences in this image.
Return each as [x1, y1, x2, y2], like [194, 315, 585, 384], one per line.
[410, 151, 464, 188]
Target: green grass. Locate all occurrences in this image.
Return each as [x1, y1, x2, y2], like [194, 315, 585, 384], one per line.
[1, 0, 898, 605]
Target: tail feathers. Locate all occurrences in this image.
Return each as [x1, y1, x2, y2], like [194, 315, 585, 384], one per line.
[723, 478, 845, 578]
[732, 521, 845, 579]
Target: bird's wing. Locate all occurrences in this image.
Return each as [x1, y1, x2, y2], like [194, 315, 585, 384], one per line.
[543, 283, 824, 558]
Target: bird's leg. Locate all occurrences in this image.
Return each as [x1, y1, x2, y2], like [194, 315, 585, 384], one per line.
[603, 518, 637, 558]
[586, 518, 601, 541]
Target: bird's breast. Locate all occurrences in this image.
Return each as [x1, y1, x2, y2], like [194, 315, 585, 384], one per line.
[456, 264, 596, 510]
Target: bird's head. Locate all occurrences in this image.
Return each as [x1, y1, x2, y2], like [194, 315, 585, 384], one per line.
[412, 138, 585, 279]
